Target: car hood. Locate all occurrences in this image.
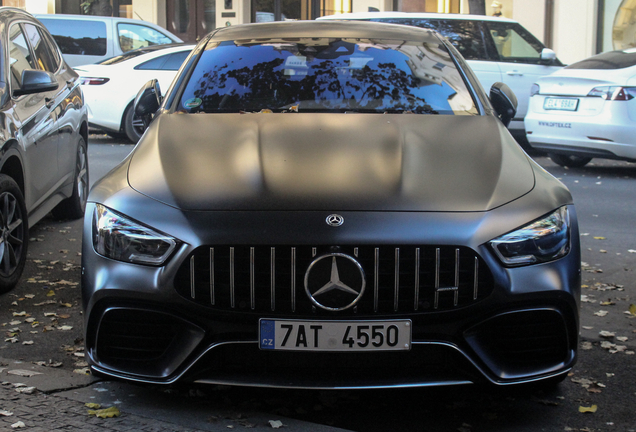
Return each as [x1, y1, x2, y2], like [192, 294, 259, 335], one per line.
[127, 113, 535, 212]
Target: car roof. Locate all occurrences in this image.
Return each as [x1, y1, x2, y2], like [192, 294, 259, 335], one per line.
[318, 11, 518, 24]
[97, 43, 195, 65]
[33, 13, 162, 24]
[210, 20, 442, 43]
[0, 6, 43, 27]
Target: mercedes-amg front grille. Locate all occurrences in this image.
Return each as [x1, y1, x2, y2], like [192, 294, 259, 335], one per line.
[174, 245, 494, 315]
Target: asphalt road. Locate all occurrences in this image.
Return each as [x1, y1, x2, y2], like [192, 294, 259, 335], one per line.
[0, 134, 634, 431]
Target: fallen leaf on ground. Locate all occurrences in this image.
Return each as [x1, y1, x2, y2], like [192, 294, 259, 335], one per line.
[88, 406, 120, 418]
[8, 370, 42, 377]
[12, 312, 27, 317]
[0, 410, 13, 416]
[10, 421, 25, 428]
[594, 310, 609, 317]
[85, 403, 101, 409]
[593, 237, 605, 240]
[269, 420, 284, 429]
[579, 405, 598, 413]
[599, 331, 615, 338]
[629, 304, 636, 315]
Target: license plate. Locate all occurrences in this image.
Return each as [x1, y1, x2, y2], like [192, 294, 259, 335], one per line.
[259, 319, 411, 351]
[544, 97, 579, 111]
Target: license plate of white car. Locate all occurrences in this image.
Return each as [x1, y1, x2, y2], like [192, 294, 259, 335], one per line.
[544, 97, 579, 111]
[259, 319, 412, 351]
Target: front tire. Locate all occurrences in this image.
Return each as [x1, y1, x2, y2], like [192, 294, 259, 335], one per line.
[52, 137, 89, 220]
[123, 104, 145, 143]
[0, 175, 28, 293]
[548, 153, 592, 168]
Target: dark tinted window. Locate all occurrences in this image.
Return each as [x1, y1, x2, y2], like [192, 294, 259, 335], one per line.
[566, 49, 636, 70]
[161, 50, 190, 70]
[24, 24, 59, 72]
[38, 18, 107, 56]
[136, 51, 190, 70]
[369, 18, 490, 61]
[179, 38, 477, 115]
[9, 24, 36, 89]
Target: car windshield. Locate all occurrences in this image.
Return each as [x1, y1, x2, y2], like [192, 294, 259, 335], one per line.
[178, 37, 478, 115]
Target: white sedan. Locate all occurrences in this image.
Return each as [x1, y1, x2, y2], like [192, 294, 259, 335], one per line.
[76, 44, 194, 142]
[525, 48, 636, 167]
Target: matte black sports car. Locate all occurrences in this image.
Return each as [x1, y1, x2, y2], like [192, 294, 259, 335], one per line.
[82, 21, 580, 389]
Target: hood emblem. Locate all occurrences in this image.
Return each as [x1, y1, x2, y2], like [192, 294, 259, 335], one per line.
[304, 253, 365, 311]
[326, 214, 344, 227]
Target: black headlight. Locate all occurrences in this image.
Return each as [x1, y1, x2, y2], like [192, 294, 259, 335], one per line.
[489, 207, 570, 267]
[92, 204, 177, 265]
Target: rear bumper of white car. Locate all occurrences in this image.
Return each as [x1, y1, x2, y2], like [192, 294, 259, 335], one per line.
[525, 99, 636, 161]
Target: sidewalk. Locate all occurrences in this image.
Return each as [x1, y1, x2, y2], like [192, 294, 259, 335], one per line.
[0, 358, 349, 431]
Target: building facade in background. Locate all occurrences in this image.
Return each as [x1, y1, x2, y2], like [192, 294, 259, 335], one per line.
[0, 0, 633, 64]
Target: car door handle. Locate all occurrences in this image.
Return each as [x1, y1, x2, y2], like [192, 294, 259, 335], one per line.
[506, 70, 524, 76]
[45, 97, 55, 108]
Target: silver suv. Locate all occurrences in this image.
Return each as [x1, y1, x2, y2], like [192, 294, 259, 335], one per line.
[319, 12, 563, 146]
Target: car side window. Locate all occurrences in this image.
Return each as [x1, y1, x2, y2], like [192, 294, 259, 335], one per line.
[38, 18, 107, 56]
[484, 22, 545, 63]
[8, 24, 36, 90]
[161, 51, 190, 70]
[118, 23, 174, 53]
[370, 18, 491, 61]
[24, 24, 59, 73]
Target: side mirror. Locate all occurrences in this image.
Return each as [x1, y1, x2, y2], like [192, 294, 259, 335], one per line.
[489, 82, 517, 128]
[540, 48, 557, 65]
[13, 70, 58, 96]
[134, 79, 162, 128]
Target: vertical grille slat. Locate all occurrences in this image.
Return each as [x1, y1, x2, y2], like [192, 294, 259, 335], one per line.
[394, 248, 400, 312]
[414, 248, 420, 311]
[177, 245, 493, 315]
[270, 247, 276, 312]
[250, 247, 255, 310]
[230, 247, 235, 308]
[209, 247, 215, 305]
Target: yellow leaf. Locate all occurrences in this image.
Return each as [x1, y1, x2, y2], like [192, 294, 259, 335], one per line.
[85, 403, 101, 409]
[88, 406, 120, 418]
[579, 405, 598, 413]
[46, 290, 55, 297]
[630, 304, 636, 316]
[593, 237, 605, 240]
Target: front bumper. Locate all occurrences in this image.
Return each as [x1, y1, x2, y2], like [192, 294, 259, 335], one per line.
[82, 203, 580, 389]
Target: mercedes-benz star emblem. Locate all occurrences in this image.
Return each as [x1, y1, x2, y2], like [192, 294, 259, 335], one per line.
[304, 253, 365, 311]
[326, 214, 344, 227]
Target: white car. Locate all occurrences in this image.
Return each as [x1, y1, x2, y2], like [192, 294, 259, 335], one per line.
[76, 44, 194, 142]
[318, 12, 563, 147]
[36, 14, 182, 67]
[525, 49, 636, 167]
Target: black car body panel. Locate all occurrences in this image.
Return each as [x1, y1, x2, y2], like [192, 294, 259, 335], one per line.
[82, 21, 580, 389]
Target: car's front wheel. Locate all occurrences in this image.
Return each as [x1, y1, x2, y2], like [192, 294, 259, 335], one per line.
[548, 153, 592, 168]
[52, 137, 89, 220]
[123, 104, 145, 143]
[0, 175, 28, 293]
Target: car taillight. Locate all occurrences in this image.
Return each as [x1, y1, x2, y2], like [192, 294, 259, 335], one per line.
[587, 86, 636, 100]
[79, 77, 110, 85]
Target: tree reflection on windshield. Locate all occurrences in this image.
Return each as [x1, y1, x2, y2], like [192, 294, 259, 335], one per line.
[179, 38, 477, 115]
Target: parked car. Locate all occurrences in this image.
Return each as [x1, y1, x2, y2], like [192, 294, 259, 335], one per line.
[525, 48, 636, 167]
[0, 7, 88, 292]
[318, 12, 563, 147]
[82, 21, 580, 389]
[75, 44, 194, 142]
[35, 14, 182, 67]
